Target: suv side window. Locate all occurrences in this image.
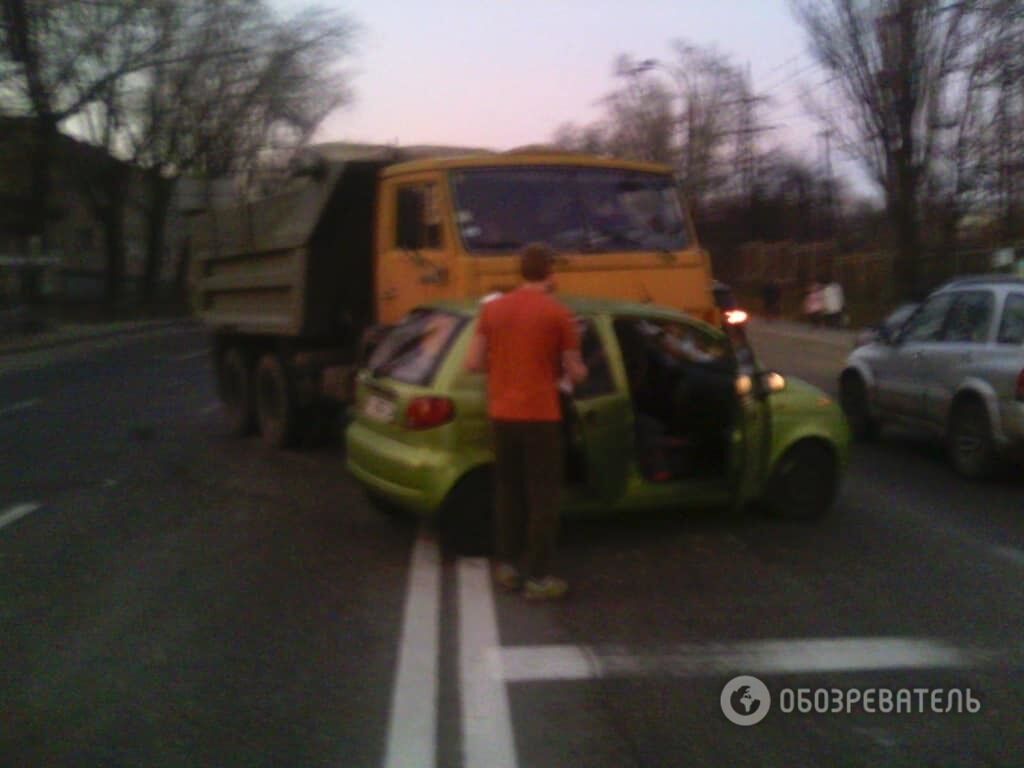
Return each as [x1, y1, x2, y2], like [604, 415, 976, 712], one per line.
[901, 293, 956, 343]
[943, 291, 994, 343]
[997, 293, 1024, 345]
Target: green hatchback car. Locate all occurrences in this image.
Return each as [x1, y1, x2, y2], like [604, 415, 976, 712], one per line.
[346, 298, 849, 549]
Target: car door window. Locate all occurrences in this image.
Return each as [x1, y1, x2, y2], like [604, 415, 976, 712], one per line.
[997, 293, 1024, 345]
[572, 319, 615, 399]
[900, 294, 956, 343]
[943, 291, 994, 343]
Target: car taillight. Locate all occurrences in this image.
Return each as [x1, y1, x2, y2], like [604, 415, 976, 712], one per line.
[405, 397, 455, 429]
[1016, 369, 1024, 402]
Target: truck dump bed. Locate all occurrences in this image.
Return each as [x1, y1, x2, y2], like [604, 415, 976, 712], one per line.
[192, 143, 489, 346]
[191, 145, 398, 345]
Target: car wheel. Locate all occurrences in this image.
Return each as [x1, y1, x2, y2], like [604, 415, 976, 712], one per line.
[218, 348, 256, 436]
[947, 399, 998, 480]
[255, 353, 298, 449]
[439, 468, 494, 557]
[762, 441, 838, 522]
[839, 372, 877, 441]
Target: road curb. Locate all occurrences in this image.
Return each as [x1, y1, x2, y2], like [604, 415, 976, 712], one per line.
[0, 317, 199, 357]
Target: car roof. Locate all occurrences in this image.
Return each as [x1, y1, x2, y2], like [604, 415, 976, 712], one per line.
[937, 275, 1024, 291]
[423, 294, 716, 328]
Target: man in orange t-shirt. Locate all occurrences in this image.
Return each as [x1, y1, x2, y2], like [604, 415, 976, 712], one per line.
[464, 243, 587, 600]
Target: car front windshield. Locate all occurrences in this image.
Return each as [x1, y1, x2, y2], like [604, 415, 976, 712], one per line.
[450, 166, 689, 254]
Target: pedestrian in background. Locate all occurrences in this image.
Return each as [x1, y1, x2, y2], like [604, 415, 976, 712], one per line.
[464, 242, 587, 600]
[762, 278, 781, 320]
[823, 278, 845, 328]
[803, 280, 824, 326]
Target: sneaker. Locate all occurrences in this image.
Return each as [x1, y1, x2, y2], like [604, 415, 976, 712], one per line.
[523, 576, 569, 601]
[492, 562, 521, 592]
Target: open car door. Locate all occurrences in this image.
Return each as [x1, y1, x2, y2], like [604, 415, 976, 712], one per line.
[567, 318, 632, 504]
[728, 330, 774, 510]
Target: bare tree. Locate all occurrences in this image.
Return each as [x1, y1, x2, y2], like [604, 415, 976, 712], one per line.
[1, 0, 161, 302]
[602, 54, 676, 164]
[791, 0, 977, 297]
[118, 1, 357, 299]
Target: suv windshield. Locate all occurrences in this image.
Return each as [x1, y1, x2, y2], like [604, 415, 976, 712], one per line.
[367, 309, 466, 385]
[451, 166, 688, 254]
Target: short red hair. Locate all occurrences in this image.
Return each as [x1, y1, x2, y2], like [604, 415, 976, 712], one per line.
[520, 242, 555, 282]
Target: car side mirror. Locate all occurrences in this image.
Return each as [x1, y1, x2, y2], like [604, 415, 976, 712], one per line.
[876, 324, 892, 344]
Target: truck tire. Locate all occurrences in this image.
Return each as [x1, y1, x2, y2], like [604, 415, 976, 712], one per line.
[219, 348, 256, 436]
[255, 353, 298, 449]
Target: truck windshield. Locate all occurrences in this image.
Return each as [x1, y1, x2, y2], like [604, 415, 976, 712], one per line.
[451, 167, 689, 254]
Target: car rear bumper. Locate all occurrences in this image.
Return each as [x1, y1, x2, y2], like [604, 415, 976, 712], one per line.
[345, 421, 459, 515]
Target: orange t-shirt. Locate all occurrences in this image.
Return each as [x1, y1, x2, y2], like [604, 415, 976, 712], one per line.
[477, 288, 579, 422]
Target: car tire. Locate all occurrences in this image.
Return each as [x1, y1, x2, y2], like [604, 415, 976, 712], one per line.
[947, 399, 998, 480]
[839, 372, 878, 441]
[762, 441, 839, 522]
[439, 468, 494, 557]
[255, 353, 298, 449]
[218, 348, 256, 436]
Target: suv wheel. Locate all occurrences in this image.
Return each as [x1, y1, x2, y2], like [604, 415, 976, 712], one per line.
[947, 399, 997, 480]
[839, 373, 878, 441]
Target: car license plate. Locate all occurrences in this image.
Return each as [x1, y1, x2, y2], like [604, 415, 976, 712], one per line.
[363, 394, 397, 423]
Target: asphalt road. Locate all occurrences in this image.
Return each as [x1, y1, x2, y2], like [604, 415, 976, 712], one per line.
[1, 324, 1022, 767]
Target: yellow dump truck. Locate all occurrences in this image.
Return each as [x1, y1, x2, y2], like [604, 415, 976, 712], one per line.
[192, 143, 718, 447]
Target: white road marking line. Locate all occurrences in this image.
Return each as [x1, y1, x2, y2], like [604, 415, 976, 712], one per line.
[992, 545, 1024, 567]
[0, 398, 41, 417]
[0, 503, 42, 532]
[384, 527, 441, 768]
[458, 558, 517, 768]
[171, 350, 207, 362]
[495, 638, 974, 683]
[199, 402, 221, 416]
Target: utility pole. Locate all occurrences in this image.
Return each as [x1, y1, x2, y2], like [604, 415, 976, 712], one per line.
[819, 128, 835, 238]
[734, 62, 775, 240]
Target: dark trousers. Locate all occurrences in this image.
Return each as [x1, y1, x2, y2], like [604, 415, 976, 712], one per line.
[491, 420, 563, 580]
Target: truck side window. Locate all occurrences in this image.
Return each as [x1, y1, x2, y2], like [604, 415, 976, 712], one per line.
[396, 184, 441, 249]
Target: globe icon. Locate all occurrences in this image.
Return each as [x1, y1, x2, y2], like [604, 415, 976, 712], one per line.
[721, 675, 771, 725]
[730, 685, 762, 716]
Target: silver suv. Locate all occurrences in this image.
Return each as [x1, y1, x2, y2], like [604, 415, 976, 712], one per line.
[840, 276, 1024, 478]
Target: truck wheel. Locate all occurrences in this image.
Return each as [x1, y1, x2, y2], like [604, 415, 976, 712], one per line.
[439, 468, 494, 557]
[219, 348, 256, 436]
[255, 354, 298, 449]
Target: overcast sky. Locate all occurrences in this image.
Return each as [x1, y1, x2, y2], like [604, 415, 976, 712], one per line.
[276, 0, 867, 192]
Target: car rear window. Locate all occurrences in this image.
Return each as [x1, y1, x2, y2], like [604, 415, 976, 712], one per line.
[367, 309, 466, 385]
[998, 293, 1024, 345]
